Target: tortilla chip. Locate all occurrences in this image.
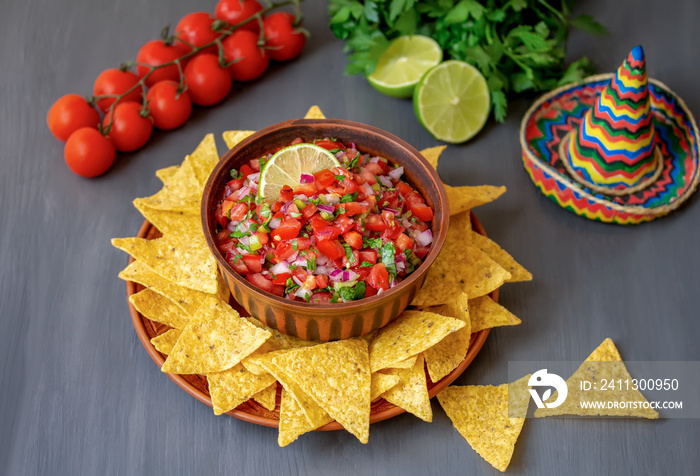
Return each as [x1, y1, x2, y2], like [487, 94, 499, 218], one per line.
[129, 288, 190, 329]
[385, 355, 418, 369]
[381, 354, 432, 422]
[222, 130, 256, 150]
[304, 105, 326, 119]
[420, 145, 446, 170]
[112, 236, 218, 294]
[207, 364, 276, 415]
[469, 295, 522, 333]
[132, 202, 201, 239]
[444, 184, 507, 215]
[253, 383, 278, 411]
[370, 373, 401, 401]
[249, 350, 331, 428]
[278, 388, 333, 447]
[370, 310, 465, 372]
[270, 339, 371, 443]
[534, 338, 659, 419]
[118, 261, 208, 316]
[183, 133, 219, 188]
[155, 165, 179, 183]
[150, 328, 182, 355]
[133, 159, 201, 212]
[469, 231, 532, 282]
[161, 297, 270, 374]
[422, 293, 472, 382]
[438, 375, 531, 472]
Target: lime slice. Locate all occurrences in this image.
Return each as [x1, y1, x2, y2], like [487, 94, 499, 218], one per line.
[413, 60, 490, 144]
[367, 35, 443, 98]
[258, 143, 340, 199]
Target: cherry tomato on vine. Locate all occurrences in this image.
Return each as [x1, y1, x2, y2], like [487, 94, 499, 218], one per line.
[175, 12, 220, 54]
[146, 81, 192, 130]
[184, 54, 232, 106]
[103, 102, 153, 152]
[222, 30, 269, 82]
[47, 94, 100, 142]
[263, 12, 306, 61]
[215, 0, 263, 34]
[93, 69, 143, 113]
[136, 40, 190, 88]
[64, 127, 116, 177]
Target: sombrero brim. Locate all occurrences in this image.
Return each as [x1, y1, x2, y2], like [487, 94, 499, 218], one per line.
[520, 74, 700, 224]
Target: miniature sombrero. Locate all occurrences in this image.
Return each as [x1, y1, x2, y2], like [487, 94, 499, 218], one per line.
[520, 46, 700, 224]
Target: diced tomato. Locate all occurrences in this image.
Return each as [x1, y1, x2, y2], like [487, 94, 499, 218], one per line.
[249, 158, 261, 172]
[255, 232, 269, 246]
[272, 218, 302, 241]
[293, 236, 312, 250]
[239, 163, 254, 178]
[303, 275, 318, 290]
[366, 262, 389, 291]
[354, 266, 371, 280]
[405, 190, 425, 205]
[273, 242, 296, 262]
[215, 203, 228, 227]
[226, 252, 249, 274]
[279, 186, 294, 202]
[291, 137, 304, 145]
[379, 190, 400, 209]
[310, 215, 329, 232]
[217, 235, 236, 255]
[395, 233, 414, 253]
[229, 202, 249, 222]
[315, 139, 345, 150]
[315, 275, 328, 289]
[220, 199, 235, 219]
[339, 201, 371, 216]
[226, 177, 245, 191]
[301, 203, 317, 220]
[314, 226, 341, 242]
[365, 214, 387, 232]
[358, 249, 377, 264]
[317, 239, 345, 260]
[314, 169, 336, 188]
[363, 162, 383, 175]
[364, 285, 378, 298]
[294, 182, 318, 196]
[272, 272, 291, 285]
[413, 219, 430, 232]
[342, 231, 363, 249]
[242, 254, 263, 273]
[407, 201, 434, 221]
[396, 181, 413, 197]
[270, 284, 285, 297]
[359, 169, 377, 185]
[342, 250, 359, 268]
[334, 215, 354, 234]
[381, 210, 397, 227]
[271, 201, 282, 213]
[381, 224, 404, 241]
[309, 292, 332, 304]
[292, 268, 307, 283]
[414, 245, 430, 259]
[247, 273, 273, 292]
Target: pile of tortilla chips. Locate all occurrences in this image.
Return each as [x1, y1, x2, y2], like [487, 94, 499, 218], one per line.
[112, 106, 533, 449]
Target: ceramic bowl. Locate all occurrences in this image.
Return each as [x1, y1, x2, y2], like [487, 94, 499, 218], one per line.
[201, 119, 448, 341]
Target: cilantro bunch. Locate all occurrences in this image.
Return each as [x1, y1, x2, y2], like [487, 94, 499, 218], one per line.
[329, 0, 606, 122]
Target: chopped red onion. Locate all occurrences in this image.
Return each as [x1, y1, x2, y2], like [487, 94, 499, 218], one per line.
[342, 270, 357, 282]
[316, 254, 329, 265]
[280, 200, 292, 214]
[317, 204, 335, 213]
[296, 194, 308, 202]
[396, 261, 406, 273]
[238, 235, 250, 246]
[313, 265, 330, 276]
[377, 175, 393, 188]
[288, 251, 299, 263]
[269, 218, 282, 229]
[335, 150, 345, 159]
[395, 252, 406, 263]
[329, 269, 344, 281]
[270, 261, 291, 276]
[237, 186, 251, 198]
[324, 194, 340, 205]
[247, 172, 260, 182]
[300, 173, 315, 184]
[362, 182, 374, 197]
[294, 287, 311, 300]
[415, 229, 433, 246]
[292, 276, 305, 287]
[292, 258, 308, 268]
[370, 156, 381, 164]
[223, 187, 234, 199]
[227, 221, 238, 232]
[385, 207, 400, 215]
[388, 166, 404, 181]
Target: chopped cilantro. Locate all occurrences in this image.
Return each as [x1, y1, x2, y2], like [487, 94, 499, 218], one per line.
[340, 192, 358, 203]
[342, 243, 356, 263]
[230, 231, 251, 238]
[309, 196, 321, 205]
[380, 242, 397, 276]
[307, 255, 317, 271]
[360, 261, 373, 267]
[363, 237, 383, 249]
[292, 239, 298, 251]
[334, 175, 345, 181]
[229, 168, 242, 179]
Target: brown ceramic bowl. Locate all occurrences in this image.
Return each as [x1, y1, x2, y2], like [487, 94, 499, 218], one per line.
[201, 119, 449, 341]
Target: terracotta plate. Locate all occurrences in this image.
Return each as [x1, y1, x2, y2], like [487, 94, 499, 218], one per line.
[125, 213, 493, 430]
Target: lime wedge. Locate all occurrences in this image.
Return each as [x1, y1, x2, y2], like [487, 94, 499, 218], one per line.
[413, 60, 490, 144]
[258, 143, 340, 199]
[367, 35, 443, 98]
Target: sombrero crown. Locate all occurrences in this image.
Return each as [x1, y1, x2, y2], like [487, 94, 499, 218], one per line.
[563, 46, 662, 195]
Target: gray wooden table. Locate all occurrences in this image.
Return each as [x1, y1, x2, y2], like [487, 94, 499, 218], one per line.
[2, 0, 699, 474]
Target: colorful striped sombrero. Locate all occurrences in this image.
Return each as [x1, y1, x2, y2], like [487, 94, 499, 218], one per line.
[520, 46, 699, 224]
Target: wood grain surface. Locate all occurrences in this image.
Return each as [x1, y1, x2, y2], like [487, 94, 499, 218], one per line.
[1, 0, 699, 475]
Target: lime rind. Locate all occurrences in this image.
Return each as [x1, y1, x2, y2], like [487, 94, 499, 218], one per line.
[258, 143, 340, 199]
[413, 60, 490, 144]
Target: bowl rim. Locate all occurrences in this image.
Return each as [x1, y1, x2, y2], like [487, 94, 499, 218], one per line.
[201, 118, 449, 312]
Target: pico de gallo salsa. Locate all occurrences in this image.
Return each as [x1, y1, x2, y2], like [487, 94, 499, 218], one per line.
[214, 138, 435, 303]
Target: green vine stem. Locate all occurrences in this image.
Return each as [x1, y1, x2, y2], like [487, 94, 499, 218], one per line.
[90, 0, 301, 135]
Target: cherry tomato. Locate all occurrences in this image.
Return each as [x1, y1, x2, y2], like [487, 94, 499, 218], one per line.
[64, 128, 116, 177]
[146, 81, 192, 130]
[183, 54, 232, 106]
[222, 30, 269, 82]
[136, 40, 190, 87]
[215, 0, 263, 33]
[103, 102, 153, 152]
[47, 94, 100, 142]
[93, 69, 143, 113]
[263, 12, 306, 61]
[175, 12, 220, 54]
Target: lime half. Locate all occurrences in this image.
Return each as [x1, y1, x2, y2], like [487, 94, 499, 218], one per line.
[368, 35, 443, 98]
[258, 143, 340, 200]
[413, 60, 490, 144]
